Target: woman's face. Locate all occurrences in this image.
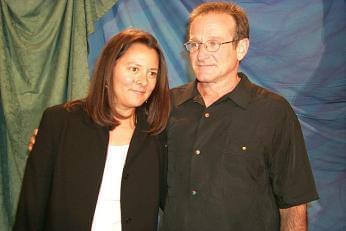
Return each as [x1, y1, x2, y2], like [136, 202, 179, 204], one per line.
[112, 43, 159, 113]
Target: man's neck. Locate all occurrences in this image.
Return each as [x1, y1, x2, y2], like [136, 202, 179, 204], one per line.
[197, 74, 241, 107]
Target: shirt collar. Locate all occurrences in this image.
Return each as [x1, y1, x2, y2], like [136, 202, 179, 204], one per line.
[175, 81, 200, 106]
[226, 72, 252, 109]
[175, 72, 253, 109]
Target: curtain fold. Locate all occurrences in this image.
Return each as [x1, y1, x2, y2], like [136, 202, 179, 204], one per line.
[0, 0, 117, 229]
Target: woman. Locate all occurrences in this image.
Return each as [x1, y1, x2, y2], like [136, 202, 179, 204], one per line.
[14, 29, 170, 231]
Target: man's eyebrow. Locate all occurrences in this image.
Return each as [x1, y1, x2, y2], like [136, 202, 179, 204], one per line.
[189, 36, 224, 41]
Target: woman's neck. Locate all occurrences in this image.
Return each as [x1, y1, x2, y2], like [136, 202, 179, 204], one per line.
[108, 111, 136, 146]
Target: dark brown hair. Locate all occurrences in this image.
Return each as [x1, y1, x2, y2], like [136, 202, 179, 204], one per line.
[66, 28, 170, 134]
[187, 2, 249, 46]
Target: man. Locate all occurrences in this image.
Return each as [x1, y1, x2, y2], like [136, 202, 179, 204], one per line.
[160, 2, 318, 231]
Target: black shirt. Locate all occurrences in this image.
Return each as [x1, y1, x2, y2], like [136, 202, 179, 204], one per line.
[160, 73, 319, 231]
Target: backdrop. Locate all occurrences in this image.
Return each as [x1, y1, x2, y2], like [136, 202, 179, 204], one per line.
[88, 0, 345, 230]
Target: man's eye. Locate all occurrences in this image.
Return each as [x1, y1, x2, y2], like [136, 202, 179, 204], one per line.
[190, 42, 199, 48]
[208, 41, 219, 47]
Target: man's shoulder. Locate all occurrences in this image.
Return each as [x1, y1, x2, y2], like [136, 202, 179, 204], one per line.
[169, 81, 195, 105]
[244, 80, 297, 123]
[247, 80, 289, 108]
[170, 81, 194, 94]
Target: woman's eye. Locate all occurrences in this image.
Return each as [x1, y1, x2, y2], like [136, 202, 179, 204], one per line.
[129, 66, 139, 73]
[148, 72, 158, 78]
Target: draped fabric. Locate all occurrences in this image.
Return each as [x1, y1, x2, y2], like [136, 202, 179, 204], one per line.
[88, 0, 345, 230]
[0, 0, 117, 229]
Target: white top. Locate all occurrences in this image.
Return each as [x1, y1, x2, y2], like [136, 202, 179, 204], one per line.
[91, 144, 129, 231]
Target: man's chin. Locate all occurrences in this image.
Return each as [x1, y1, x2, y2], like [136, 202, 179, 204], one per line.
[195, 73, 216, 83]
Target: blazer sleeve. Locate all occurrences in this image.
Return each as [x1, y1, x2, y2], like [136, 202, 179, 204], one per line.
[13, 106, 64, 231]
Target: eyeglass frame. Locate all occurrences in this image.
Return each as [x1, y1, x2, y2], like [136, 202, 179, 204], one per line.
[184, 39, 239, 52]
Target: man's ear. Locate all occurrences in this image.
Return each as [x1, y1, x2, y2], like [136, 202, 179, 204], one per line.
[236, 38, 249, 61]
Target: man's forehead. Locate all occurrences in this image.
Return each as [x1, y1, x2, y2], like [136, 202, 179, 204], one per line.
[189, 13, 235, 39]
[189, 21, 233, 40]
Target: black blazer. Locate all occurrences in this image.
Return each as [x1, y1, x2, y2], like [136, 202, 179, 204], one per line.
[13, 104, 167, 231]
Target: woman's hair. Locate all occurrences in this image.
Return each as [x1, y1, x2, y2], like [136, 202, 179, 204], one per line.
[66, 28, 170, 134]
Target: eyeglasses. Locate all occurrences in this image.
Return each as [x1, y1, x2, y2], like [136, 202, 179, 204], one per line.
[184, 39, 238, 52]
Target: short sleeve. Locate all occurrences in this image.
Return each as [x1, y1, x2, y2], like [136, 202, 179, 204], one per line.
[269, 100, 319, 208]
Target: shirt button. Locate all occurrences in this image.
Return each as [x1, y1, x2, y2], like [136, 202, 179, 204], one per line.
[125, 217, 132, 224]
[204, 112, 210, 118]
[123, 173, 129, 180]
[191, 190, 197, 195]
[195, 149, 201, 155]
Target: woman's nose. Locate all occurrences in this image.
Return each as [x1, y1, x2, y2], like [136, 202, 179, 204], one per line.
[135, 72, 148, 86]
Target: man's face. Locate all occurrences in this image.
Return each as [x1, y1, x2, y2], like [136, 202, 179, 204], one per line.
[188, 13, 245, 84]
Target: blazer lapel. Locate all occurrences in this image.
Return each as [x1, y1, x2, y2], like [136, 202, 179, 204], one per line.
[79, 109, 110, 228]
[123, 108, 149, 171]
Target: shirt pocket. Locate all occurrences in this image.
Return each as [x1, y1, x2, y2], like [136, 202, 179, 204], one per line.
[223, 141, 261, 156]
[222, 140, 267, 187]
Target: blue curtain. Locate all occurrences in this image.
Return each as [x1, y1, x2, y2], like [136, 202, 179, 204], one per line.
[88, 1, 346, 230]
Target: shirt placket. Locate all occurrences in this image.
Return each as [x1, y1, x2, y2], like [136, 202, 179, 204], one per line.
[190, 109, 212, 197]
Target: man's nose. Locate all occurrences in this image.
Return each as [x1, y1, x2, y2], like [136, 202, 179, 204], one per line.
[197, 44, 210, 61]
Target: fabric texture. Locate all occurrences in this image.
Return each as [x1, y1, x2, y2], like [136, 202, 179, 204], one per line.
[13, 104, 165, 231]
[0, 0, 118, 229]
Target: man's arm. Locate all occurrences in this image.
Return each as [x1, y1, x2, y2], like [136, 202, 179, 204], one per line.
[28, 128, 38, 152]
[279, 204, 307, 231]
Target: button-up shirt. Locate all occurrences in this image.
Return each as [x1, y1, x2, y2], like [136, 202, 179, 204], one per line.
[160, 73, 319, 231]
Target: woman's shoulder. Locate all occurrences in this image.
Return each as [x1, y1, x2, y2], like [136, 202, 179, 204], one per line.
[42, 101, 86, 122]
[39, 101, 100, 135]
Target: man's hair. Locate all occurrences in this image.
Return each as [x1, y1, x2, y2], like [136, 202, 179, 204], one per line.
[66, 28, 170, 134]
[187, 2, 250, 45]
